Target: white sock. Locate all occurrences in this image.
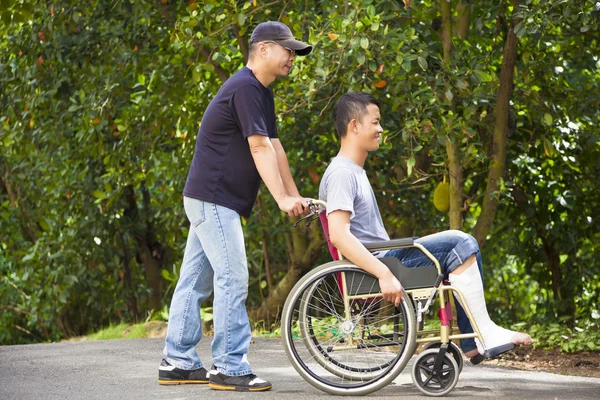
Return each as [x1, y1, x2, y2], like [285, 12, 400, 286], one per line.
[449, 260, 516, 354]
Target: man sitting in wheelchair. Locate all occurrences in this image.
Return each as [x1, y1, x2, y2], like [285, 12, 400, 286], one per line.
[318, 91, 533, 359]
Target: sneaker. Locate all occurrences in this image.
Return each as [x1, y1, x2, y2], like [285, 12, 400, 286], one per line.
[208, 371, 272, 391]
[158, 359, 210, 385]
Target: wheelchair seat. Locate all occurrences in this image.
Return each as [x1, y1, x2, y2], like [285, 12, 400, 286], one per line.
[380, 257, 438, 290]
[344, 257, 438, 297]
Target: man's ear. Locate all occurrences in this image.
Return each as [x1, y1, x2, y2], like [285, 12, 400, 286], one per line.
[348, 119, 357, 133]
[258, 42, 268, 58]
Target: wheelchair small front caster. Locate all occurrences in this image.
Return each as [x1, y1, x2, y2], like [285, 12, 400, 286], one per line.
[422, 341, 464, 373]
[411, 348, 459, 397]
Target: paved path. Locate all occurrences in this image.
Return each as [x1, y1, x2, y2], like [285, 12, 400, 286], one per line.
[1, 337, 599, 399]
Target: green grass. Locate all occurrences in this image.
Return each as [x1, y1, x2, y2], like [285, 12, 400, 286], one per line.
[75, 321, 167, 342]
[83, 319, 600, 354]
[88, 323, 149, 341]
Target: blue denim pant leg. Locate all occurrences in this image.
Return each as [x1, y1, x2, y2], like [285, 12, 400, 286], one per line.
[163, 198, 252, 375]
[385, 230, 482, 353]
[196, 201, 252, 376]
[163, 198, 215, 370]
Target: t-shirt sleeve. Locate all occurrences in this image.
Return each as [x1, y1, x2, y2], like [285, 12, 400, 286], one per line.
[323, 167, 358, 219]
[231, 84, 270, 138]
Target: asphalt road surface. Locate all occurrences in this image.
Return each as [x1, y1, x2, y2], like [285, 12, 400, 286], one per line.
[1, 337, 599, 399]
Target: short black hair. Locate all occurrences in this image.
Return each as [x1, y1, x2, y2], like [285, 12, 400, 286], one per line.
[248, 42, 259, 58]
[333, 92, 380, 138]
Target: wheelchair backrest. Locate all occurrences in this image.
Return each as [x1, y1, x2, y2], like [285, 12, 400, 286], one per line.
[319, 210, 340, 261]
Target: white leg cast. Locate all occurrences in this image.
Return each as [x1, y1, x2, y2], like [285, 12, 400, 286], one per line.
[449, 260, 516, 354]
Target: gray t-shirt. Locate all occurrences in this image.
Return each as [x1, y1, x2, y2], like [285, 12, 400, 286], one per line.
[319, 156, 390, 243]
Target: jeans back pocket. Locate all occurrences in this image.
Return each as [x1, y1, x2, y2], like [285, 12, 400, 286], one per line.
[183, 197, 205, 228]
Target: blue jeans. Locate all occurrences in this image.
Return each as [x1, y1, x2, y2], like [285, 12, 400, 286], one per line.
[163, 197, 252, 376]
[385, 230, 482, 353]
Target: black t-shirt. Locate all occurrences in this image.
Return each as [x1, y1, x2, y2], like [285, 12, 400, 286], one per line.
[183, 67, 278, 218]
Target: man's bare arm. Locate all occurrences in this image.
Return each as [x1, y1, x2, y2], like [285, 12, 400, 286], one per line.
[328, 210, 403, 306]
[271, 138, 301, 197]
[248, 134, 306, 216]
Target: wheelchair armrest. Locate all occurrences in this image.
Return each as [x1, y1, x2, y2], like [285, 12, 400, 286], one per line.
[362, 237, 417, 251]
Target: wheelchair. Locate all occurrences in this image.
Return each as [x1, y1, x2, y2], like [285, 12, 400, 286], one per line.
[281, 200, 515, 397]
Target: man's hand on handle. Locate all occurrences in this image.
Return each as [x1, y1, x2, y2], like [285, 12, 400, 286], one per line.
[277, 195, 308, 217]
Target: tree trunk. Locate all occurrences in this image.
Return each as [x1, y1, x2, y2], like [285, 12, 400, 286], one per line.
[120, 231, 140, 320]
[473, 0, 520, 246]
[441, 0, 465, 230]
[140, 182, 167, 312]
[256, 197, 273, 294]
[138, 241, 164, 312]
[542, 239, 562, 304]
[457, 1, 471, 40]
[250, 222, 322, 324]
[542, 239, 575, 318]
[440, 1, 453, 54]
[233, 24, 249, 64]
[199, 47, 230, 82]
[1, 169, 38, 243]
[124, 184, 167, 313]
[250, 265, 304, 325]
[445, 140, 464, 229]
[512, 185, 575, 319]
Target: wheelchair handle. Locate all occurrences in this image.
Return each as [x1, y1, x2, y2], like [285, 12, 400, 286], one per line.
[307, 199, 327, 209]
[292, 199, 327, 228]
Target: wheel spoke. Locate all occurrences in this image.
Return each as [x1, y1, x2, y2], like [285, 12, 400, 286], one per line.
[422, 372, 434, 387]
[440, 365, 453, 373]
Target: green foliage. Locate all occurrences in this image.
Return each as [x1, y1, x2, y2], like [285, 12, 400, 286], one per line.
[88, 322, 149, 341]
[1, 0, 599, 349]
[527, 320, 600, 353]
[145, 304, 171, 323]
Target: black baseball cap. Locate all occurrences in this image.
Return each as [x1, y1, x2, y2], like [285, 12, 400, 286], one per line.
[250, 21, 312, 56]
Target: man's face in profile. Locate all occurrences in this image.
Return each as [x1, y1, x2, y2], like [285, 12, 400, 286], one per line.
[354, 104, 383, 152]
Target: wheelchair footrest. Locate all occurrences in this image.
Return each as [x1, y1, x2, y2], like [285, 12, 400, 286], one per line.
[469, 343, 516, 365]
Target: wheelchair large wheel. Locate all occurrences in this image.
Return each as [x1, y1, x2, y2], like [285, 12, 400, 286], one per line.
[298, 281, 401, 380]
[411, 348, 459, 396]
[282, 261, 416, 396]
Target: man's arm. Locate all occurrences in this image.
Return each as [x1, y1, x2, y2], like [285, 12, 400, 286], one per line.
[248, 134, 306, 217]
[271, 138, 300, 197]
[328, 210, 403, 306]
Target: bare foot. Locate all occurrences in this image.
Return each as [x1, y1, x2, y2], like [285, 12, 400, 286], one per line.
[512, 332, 534, 346]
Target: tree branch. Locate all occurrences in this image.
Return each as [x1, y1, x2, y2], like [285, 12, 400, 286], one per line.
[256, 197, 273, 293]
[473, 0, 521, 247]
[198, 46, 230, 83]
[232, 24, 249, 64]
[278, 0, 292, 21]
[205, 1, 283, 39]
[441, 0, 465, 229]
[457, 0, 471, 40]
[1, 171, 38, 242]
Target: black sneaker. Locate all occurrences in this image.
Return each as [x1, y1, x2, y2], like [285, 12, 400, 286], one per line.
[208, 371, 272, 391]
[158, 359, 210, 385]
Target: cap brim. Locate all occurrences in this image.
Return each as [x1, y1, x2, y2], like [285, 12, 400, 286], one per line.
[277, 39, 312, 56]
